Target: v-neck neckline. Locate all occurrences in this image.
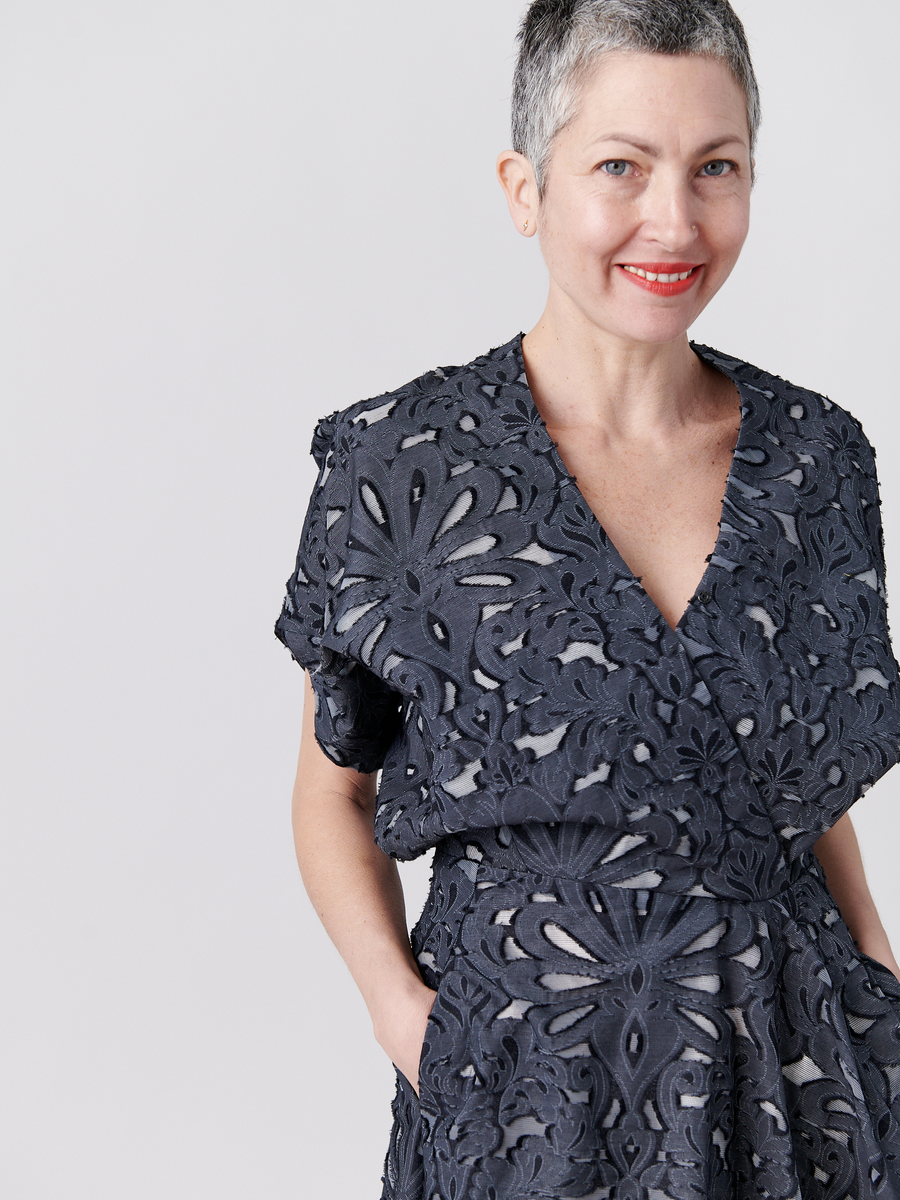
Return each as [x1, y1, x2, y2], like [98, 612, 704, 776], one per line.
[509, 333, 751, 635]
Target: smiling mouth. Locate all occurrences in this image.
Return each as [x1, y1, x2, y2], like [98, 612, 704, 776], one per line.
[620, 264, 702, 283]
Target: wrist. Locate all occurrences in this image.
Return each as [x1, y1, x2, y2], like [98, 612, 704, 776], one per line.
[367, 967, 432, 1047]
[855, 932, 895, 961]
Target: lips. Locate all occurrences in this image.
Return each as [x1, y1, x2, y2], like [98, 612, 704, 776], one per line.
[617, 262, 703, 296]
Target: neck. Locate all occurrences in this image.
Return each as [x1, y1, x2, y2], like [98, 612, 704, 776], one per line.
[522, 302, 713, 439]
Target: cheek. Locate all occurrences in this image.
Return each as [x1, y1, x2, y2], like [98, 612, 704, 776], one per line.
[710, 198, 751, 262]
[547, 186, 629, 240]
[552, 201, 633, 273]
[591, 203, 635, 252]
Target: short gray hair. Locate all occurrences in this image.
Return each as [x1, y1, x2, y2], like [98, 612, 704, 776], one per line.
[511, 0, 761, 194]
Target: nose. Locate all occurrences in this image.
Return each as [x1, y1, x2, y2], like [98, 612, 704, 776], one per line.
[641, 172, 699, 251]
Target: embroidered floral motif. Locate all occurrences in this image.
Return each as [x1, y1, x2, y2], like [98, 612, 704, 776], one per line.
[275, 335, 900, 1199]
[275, 334, 900, 864]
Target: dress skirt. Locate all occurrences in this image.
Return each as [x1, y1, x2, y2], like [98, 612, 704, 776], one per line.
[380, 822, 900, 1200]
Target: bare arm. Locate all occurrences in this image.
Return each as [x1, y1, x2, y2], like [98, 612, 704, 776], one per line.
[292, 671, 436, 1093]
[813, 810, 899, 978]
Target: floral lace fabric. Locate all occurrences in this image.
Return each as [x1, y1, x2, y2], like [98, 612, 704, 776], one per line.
[382, 826, 900, 1200]
[275, 334, 900, 866]
[274, 335, 900, 1198]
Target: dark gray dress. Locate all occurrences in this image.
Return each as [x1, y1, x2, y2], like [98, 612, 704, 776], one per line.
[276, 335, 900, 1200]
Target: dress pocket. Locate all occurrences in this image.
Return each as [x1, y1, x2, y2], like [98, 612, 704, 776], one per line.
[416, 957, 459, 1103]
[856, 948, 900, 992]
[416, 954, 499, 1107]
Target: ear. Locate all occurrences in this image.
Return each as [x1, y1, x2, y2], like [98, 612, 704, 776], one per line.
[496, 149, 539, 237]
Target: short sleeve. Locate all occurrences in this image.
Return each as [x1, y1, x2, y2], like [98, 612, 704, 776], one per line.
[853, 423, 894, 621]
[274, 412, 403, 773]
[855, 425, 900, 699]
[841, 421, 900, 790]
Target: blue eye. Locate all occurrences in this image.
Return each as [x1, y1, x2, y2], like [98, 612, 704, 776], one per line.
[600, 160, 631, 176]
[701, 160, 733, 177]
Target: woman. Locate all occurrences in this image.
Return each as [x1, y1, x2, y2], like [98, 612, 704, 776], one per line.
[276, 2, 900, 1197]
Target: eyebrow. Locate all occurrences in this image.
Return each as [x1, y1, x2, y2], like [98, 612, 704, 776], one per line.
[594, 135, 746, 158]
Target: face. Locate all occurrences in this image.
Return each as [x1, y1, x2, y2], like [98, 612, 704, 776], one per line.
[534, 51, 752, 347]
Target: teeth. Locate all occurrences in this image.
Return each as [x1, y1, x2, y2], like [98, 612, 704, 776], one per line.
[622, 265, 696, 283]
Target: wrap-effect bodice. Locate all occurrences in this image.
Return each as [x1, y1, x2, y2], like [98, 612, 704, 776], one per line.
[275, 336, 900, 894]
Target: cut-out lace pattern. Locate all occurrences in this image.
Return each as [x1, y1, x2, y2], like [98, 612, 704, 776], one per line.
[274, 335, 900, 1198]
[383, 826, 900, 1200]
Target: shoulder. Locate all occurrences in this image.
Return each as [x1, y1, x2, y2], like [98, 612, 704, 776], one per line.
[693, 343, 879, 476]
[306, 335, 524, 469]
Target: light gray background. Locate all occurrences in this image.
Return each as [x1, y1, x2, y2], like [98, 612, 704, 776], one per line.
[2, 2, 899, 1197]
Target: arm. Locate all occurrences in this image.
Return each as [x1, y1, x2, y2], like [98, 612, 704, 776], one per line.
[813, 810, 899, 979]
[292, 671, 436, 1094]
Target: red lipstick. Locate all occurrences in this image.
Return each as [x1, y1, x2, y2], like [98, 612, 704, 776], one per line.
[617, 262, 703, 297]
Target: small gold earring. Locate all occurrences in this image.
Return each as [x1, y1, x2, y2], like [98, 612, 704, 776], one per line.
[523, 220, 529, 232]
[692, 224, 697, 231]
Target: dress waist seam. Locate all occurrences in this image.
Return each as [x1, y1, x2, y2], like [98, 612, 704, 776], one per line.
[433, 822, 820, 905]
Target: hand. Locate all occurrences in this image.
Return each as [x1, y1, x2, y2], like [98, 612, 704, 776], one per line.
[372, 979, 438, 1098]
[858, 944, 900, 983]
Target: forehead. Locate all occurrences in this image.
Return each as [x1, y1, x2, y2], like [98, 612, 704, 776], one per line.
[566, 50, 750, 148]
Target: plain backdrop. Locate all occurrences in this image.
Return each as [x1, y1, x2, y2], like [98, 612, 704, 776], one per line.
[2, 1, 899, 1197]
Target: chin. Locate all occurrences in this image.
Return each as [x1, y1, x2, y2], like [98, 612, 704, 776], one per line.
[595, 307, 701, 347]
[581, 271, 725, 346]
